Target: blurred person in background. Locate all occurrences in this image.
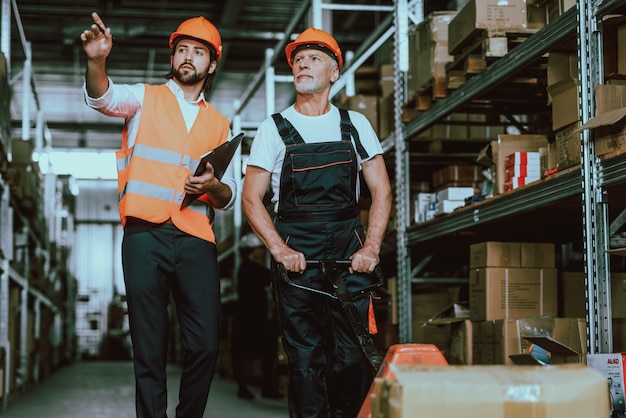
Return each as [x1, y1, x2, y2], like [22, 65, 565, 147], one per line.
[231, 232, 283, 400]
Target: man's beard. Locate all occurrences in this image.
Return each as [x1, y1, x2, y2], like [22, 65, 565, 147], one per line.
[294, 77, 325, 94]
[173, 64, 208, 85]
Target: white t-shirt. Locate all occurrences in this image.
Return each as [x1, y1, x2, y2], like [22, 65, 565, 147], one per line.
[246, 104, 383, 211]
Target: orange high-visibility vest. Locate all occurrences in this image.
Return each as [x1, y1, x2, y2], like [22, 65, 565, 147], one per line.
[115, 84, 231, 243]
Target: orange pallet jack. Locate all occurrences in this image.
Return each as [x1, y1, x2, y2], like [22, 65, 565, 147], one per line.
[357, 343, 448, 418]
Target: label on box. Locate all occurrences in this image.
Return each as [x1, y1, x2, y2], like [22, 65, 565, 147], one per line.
[587, 353, 626, 416]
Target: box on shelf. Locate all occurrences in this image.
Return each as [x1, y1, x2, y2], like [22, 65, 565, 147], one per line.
[577, 107, 626, 158]
[559, 269, 626, 319]
[473, 318, 527, 365]
[344, 95, 379, 135]
[473, 316, 583, 366]
[447, 0, 545, 56]
[602, 15, 626, 78]
[521, 242, 556, 268]
[408, 11, 457, 99]
[413, 192, 435, 224]
[504, 151, 540, 167]
[411, 285, 461, 348]
[431, 163, 484, 190]
[434, 199, 465, 215]
[477, 134, 548, 195]
[587, 353, 626, 417]
[470, 241, 521, 269]
[547, 53, 579, 131]
[469, 267, 558, 321]
[504, 164, 541, 180]
[425, 303, 472, 365]
[435, 186, 475, 201]
[554, 122, 581, 170]
[503, 175, 541, 192]
[542, 0, 576, 23]
[508, 317, 586, 365]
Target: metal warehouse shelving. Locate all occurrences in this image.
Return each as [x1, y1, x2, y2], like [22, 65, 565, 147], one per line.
[381, 0, 626, 355]
[230, 0, 625, 354]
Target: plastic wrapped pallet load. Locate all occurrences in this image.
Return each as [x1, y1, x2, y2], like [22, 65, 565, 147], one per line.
[370, 364, 609, 418]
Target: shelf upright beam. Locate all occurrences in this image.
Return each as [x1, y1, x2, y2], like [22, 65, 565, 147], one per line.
[393, 0, 417, 344]
[0, 182, 9, 410]
[578, 0, 612, 354]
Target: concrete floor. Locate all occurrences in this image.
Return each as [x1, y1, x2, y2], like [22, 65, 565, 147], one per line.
[0, 361, 288, 418]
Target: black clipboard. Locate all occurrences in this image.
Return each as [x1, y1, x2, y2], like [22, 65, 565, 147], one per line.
[180, 132, 244, 210]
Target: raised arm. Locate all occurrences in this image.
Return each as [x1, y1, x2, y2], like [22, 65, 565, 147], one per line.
[81, 12, 114, 98]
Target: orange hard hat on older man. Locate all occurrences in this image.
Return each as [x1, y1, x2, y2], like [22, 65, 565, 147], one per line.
[169, 16, 223, 61]
[285, 27, 343, 70]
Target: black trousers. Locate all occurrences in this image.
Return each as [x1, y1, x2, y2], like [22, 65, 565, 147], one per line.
[273, 217, 375, 418]
[122, 220, 221, 418]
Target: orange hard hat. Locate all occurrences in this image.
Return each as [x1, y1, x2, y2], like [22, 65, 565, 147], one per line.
[285, 27, 343, 70]
[169, 16, 222, 61]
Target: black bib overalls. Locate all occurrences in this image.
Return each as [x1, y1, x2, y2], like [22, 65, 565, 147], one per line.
[271, 109, 376, 418]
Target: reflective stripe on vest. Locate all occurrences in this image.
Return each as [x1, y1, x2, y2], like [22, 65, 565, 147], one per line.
[116, 84, 231, 242]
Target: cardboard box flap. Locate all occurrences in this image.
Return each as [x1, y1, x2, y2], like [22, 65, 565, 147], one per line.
[508, 353, 547, 365]
[576, 107, 626, 132]
[476, 142, 493, 167]
[424, 303, 470, 325]
[523, 336, 580, 356]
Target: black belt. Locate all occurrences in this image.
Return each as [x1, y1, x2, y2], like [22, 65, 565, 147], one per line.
[276, 208, 358, 223]
[125, 217, 175, 228]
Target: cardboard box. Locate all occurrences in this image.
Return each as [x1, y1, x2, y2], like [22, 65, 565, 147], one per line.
[587, 353, 626, 417]
[554, 122, 581, 170]
[469, 267, 558, 321]
[558, 272, 626, 318]
[371, 363, 609, 418]
[448, 0, 536, 55]
[477, 134, 548, 195]
[520, 242, 556, 268]
[469, 241, 521, 269]
[431, 164, 484, 190]
[547, 53, 579, 130]
[423, 303, 472, 365]
[409, 11, 457, 96]
[411, 285, 460, 346]
[577, 107, 626, 157]
[435, 186, 474, 201]
[345, 95, 379, 133]
[596, 84, 626, 114]
[377, 93, 395, 139]
[509, 317, 587, 365]
[472, 318, 527, 365]
[503, 175, 541, 191]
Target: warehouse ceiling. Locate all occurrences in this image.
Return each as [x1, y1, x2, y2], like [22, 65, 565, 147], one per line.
[5, 0, 405, 151]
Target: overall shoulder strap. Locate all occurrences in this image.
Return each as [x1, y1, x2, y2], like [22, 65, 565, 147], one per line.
[338, 108, 369, 160]
[271, 113, 304, 145]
